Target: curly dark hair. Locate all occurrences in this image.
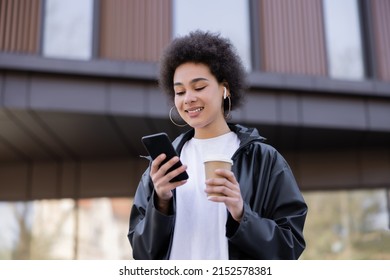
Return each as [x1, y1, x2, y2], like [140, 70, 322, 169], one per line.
[158, 30, 247, 111]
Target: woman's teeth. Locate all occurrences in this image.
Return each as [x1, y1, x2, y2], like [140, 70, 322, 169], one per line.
[186, 107, 203, 113]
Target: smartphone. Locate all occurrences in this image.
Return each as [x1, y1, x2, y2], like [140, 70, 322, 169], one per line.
[141, 132, 189, 182]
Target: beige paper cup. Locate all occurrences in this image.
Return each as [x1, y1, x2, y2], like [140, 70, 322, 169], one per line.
[204, 155, 233, 197]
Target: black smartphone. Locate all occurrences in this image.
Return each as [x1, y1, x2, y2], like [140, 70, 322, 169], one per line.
[141, 132, 189, 182]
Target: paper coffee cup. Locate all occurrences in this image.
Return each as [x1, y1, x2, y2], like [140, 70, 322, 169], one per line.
[203, 155, 233, 197]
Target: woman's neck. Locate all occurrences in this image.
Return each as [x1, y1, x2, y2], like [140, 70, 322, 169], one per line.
[193, 121, 231, 139]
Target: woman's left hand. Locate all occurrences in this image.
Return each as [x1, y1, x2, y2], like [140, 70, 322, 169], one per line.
[205, 169, 243, 222]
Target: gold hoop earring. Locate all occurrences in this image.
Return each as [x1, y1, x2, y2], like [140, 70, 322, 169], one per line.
[224, 96, 232, 119]
[169, 106, 188, 127]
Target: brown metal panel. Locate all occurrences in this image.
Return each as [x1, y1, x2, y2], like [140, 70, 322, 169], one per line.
[273, 0, 284, 72]
[259, 0, 326, 76]
[124, 0, 130, 59]
[150, 0, 158, 61]
[302, 0, 310, 74]
[373, 0, 382, 78]
[145, 0, 152, 61]
[304, 0, 315, 75]
[117, 0, 123, 59]
[123, 0, 130, 60]
[10, 0, 18, 52]
[152, 0, 161, 61]
[259, 0, 270, 71]
[294, 0, 304, 74]
[265, 0, 276, 72]
[281, 0, 291, 72]
[153, 0, 159, 60]
[128, 0, 136, 60]
[290, 0, 300, 74]
[261, 0, 275, 72]
[0, 0, 7, 49]
[34, 0, 41, 54]
[110, 0, 118, 59]
[372, 0, 390, 81]
[99, 0, 172, 62]
[387, 0, 390, 79]
[27, 0, 38, 53]
[291, 0, 301, 73]
[22, 0, 29, 52]
[109, 1, 120, 59]
[21, 0, 30, 52]
[130, 0, 138, 59]
[126, 0, 134, 60]
[302, 0, 326, 76]
[383, 0, 390, 79]
[99, 0, 108, 57]
[16, 0, 25, 52]
[313, 0, 327, 75]
[110, 0, 119, 59]
[260, 0, 281, 72]
[0, 0, 40, 53]
[4, 0, 12, 51]
[160, 0, 172, 55]
[122, 0, 130, 60]
[137, 0, 144, 59]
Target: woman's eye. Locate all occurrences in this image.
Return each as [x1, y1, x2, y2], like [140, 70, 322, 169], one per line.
[175, 91, 185, 96]
[195, 86, 206, 91]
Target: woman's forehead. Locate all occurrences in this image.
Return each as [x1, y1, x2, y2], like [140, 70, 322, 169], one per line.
[173, 62, 214, 83]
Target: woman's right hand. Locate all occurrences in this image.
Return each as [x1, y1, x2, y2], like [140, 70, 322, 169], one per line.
[150, 153, 187, 213]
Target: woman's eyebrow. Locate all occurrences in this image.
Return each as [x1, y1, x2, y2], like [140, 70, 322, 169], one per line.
[174, 77, 209, 86]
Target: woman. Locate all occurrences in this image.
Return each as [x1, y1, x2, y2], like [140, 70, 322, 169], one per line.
[128, 30, 307, 260]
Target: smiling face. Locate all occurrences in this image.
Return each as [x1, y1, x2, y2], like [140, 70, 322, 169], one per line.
[173, 62, 230, 139]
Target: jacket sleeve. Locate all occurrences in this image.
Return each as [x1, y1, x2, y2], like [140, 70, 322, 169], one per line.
[226, 144, 307, 259]
[127, 167, 175, 260]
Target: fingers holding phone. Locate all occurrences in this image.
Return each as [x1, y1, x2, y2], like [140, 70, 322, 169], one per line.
[141, 132, 189, 212]
[150, 153, 187, 212]
[151, 153, 187, 196]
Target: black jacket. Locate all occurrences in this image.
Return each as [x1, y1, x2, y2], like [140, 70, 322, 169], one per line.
[128, 124, 307, 259]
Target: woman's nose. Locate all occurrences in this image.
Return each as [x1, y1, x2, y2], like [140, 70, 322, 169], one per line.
[184, 90, 196, 104]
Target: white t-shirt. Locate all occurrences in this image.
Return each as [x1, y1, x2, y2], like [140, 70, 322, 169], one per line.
[169, 132, 240, 260]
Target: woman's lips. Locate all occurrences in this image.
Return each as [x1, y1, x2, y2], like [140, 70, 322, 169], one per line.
[185, 107, 204, 117]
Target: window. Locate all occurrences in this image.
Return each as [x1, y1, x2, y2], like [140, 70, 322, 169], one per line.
[2, 190, 388, 260]
[173, 0, 251, 71]
[42, 0, 94, 60]
[0, 198, 132, 259]
[323, 0, 365, 80]
[301, 189, 390, 259]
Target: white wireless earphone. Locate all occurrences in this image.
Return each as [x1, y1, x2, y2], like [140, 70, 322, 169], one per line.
[223, 87, 227, 99]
